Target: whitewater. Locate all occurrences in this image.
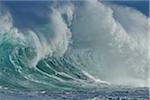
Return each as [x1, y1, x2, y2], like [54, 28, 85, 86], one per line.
[0, 0, 149, 99]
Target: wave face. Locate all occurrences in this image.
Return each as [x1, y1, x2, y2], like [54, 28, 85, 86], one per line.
[0, 0, 149, 91]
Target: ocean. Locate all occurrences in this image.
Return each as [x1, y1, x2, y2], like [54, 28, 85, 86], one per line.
[0, 0, 149, 99]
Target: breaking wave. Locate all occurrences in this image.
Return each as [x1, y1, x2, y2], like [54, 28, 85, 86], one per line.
[0, 0, 149, 91]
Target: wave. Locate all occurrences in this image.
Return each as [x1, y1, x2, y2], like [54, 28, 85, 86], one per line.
[0, 0, 149, 91]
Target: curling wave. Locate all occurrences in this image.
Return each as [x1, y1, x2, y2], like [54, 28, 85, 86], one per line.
[0, 0, 149, 91]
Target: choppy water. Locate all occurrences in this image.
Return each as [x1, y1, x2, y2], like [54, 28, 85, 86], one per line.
[0, 87, 149, 100]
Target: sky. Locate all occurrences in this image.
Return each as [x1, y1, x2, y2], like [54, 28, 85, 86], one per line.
[111, 0, 149, 16]
[2, 0, 149, 16]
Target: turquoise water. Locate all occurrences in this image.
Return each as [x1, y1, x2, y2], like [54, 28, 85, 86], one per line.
[0, 35, 96, 91]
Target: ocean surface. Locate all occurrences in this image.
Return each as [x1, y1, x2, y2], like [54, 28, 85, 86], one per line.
[0, 87, 149, 100]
